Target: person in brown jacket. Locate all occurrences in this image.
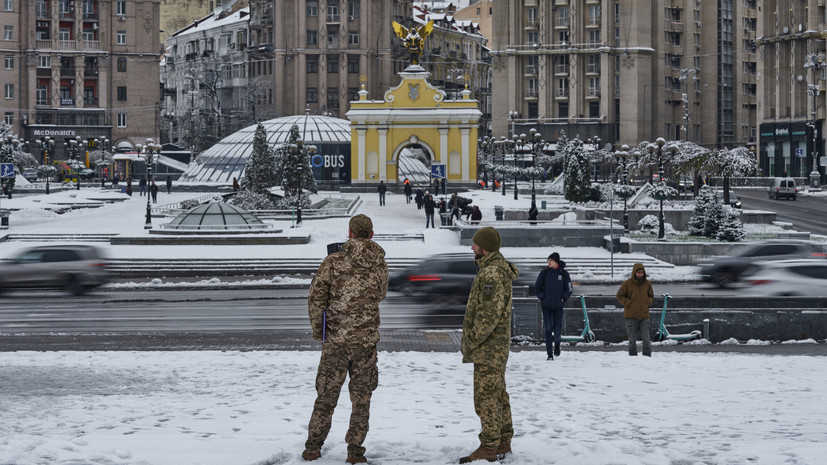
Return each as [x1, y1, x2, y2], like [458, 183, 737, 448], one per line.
[616, 263, 655, 356]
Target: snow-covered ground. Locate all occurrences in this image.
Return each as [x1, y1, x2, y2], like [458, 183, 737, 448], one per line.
[2, 350, 827, 465]
[1, 186, 826, 464]
[0, 185, 697, 283]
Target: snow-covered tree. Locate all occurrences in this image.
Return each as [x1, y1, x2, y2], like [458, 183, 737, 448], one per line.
[716, 206, 746, 242]
[562, 136, 591, 202]
[274, 124, 318, 209]
[709, 146, 758, 205]
[671, 141, 712, 197]
[240, 123, 277, 194]
[687, 185, 717, 236]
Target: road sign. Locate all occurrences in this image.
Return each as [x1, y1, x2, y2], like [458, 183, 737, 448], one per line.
[430, 164, 446, 179]
[795, 148, 805, 157]
[0, 163, 14, 178]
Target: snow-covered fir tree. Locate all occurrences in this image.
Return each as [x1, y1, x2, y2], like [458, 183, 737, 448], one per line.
[716, 206, 746, 242]
[562, 136, 591, 202]
[275, 124, 318, 209]
[240, 123, 277, 194]
[703, 197, 725, 238]
[687, 185, 716, 236]
[231, 123, 277, 210]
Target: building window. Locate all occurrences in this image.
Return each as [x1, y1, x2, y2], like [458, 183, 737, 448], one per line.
[4, 56, 12, 69]
[38, 56, 51, 68]
[306, 1, 318, 16]
[348, 31, 359, 46]
[117, 113, 126, 127]
[527, 31, 538, 45]
[348, 87, 359, 102]
[558, 102, 568, 119]
[557, 7, 569, 27]
[327, 56, 338, 73]
[327, 88, 339, 108]
[4, 84, 12, 99]
[327, 29, 338, 47]
[116, 1, 126, 16]
[307, 56, 318, 73]
[327, 3, 339, 22]
[557, 78, 568, 97]
[117, 57, 127, 72]
[4, 25, 12, 41]
[306, 87, 318, 103]
[589, 101, 600, 118]
[60, 81, 72, 100]
[116, 30, 126, 45]
[59, 28, 70, 41]
[3, 112, 11, 126]
[587, 54, 600, 73]
[348, 1, 359, 19]
[588, 5, 601, 25]
[4, 0, 12, 12]
[307, 30, 317, 46]
[117, 86, 127, 101]
[36, 80, 49, 105]
[588, 77, 600, 97]
[347, 57, 359, 73]
[588, 29, 601, 45]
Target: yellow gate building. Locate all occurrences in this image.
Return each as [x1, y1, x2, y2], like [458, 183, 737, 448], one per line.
[346, 65, 481, 187]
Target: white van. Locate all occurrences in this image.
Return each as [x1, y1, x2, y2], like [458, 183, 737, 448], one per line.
[767, 177, 797, 200]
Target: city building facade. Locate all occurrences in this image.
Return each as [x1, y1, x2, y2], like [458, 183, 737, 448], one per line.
[0, 0, 161, 161]
[489, 0, 759, 160]
[756, 1, 826, 182]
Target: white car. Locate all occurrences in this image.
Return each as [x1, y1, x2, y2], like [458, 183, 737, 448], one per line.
[741, 259, 827, 296]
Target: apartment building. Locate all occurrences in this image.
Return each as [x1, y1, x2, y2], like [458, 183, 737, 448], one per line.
[0, 0, 161, 160]
[489, 0, 758, 157]
[162, 4, 251, 150]
[246, 0, 414, 120]
[756, 1, 826, 181]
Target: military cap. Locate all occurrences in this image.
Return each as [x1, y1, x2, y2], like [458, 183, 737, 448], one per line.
[472, 226, 501, 252]
[349, 214, 373, 238]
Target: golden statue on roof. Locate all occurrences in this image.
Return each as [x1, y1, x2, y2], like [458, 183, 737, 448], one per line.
[392, 20, 434, 66]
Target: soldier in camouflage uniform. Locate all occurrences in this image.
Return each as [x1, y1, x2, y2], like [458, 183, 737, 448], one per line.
[459, 226, 519, 463]
[302, 214, 389, 464]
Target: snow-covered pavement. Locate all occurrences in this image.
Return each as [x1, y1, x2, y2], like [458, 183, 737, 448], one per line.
[1, 350, 825, 465]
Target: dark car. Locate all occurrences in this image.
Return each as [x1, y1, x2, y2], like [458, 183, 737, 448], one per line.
[389, 253, 478, 304]
[697, 239, 827, 287]
[0, 245, 110, 295]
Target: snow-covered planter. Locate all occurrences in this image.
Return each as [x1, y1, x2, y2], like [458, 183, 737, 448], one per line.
[649, 182, 677, 201]
[613, 184, 637, 200]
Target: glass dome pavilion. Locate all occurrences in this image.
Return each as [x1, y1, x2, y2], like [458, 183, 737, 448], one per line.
[178, 113, 352, 185]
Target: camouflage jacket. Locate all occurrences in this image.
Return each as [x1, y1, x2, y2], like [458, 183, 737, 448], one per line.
[461, 251, 519, 370]
[308, 238, 389, 347]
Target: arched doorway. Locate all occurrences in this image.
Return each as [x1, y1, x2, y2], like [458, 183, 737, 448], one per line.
[395, 143, 433, 185]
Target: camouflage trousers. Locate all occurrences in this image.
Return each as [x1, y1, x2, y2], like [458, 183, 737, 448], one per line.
[305, 343, 378, 456]
[473, 363, 513, 449]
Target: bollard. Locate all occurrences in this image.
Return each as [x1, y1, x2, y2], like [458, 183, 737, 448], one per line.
[703, 318, 710, 340]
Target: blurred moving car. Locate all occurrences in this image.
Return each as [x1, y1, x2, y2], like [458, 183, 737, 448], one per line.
[697, 239, 827, 287]
[389, 253, 477, 304]
[742, 259, 827, 296]
[768, 177, 798, 200]
[0, 245, 110, 295]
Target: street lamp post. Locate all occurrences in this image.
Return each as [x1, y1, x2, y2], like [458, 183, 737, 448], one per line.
[523, 128, 543, 210]
[97, 136, 110, 188]
[64, 136, 82, 190]
[35, 137, 55, 194]
[647, 138, 668, 240]
[0, 135, 21, 198]
[477, 136, 492, 188]
[679, 68, 699, 141]
[614, 145, 632, 233]
[512, 134, 519, 200]
[289, 140, 317, 226]
[804, 53, 825, 189]
[139, 139, 161, 229]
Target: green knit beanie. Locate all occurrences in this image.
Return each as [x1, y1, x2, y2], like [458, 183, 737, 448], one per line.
[472, 226, 501, 252]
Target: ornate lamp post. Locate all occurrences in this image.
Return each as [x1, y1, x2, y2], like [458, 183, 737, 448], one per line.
[0, 135, 21, 198]
[96, 136, 110, 188]
[678, 68, 699, 141]
[646, 138, 678, 240]
[477, 136, 493, 188]
[35, 137, 55, 194]
[499, 136, 513, 197]
[614, 144, 635, 233]
[512, 134, 520, 200]
[139, 139, 161, 229]
[289, 139, 317, 226]
[804, 53, 825, 188]
[523, 128, 543, 209]
[63, 136, 82, 190]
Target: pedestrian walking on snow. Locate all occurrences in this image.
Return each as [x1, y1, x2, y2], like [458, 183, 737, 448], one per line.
[403, 179, 412, 204]
[166, 176, 172, 194]
[616, 263, 654, 356]
[377, 181, 387, 206]
[534, 252, 573, 360]
[302, 214, 389, 464]
[139, 176, 147, 196]
[423, 194, 436, 228]
[150, 181, 158, 203]
[414, 185, 424, 210]
[459, 227, 518, 463]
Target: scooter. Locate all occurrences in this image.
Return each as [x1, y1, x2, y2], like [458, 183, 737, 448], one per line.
[655, 293, 702, 342]
[560, 294, 597, 343]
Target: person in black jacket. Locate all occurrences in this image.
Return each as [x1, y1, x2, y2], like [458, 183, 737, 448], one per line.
[414, 185, 424, 209]
[534, 252, 573, 360]
[423, 194, 436, 228]
[377, 180, 387, 206]
[403, 178, 412, 203]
